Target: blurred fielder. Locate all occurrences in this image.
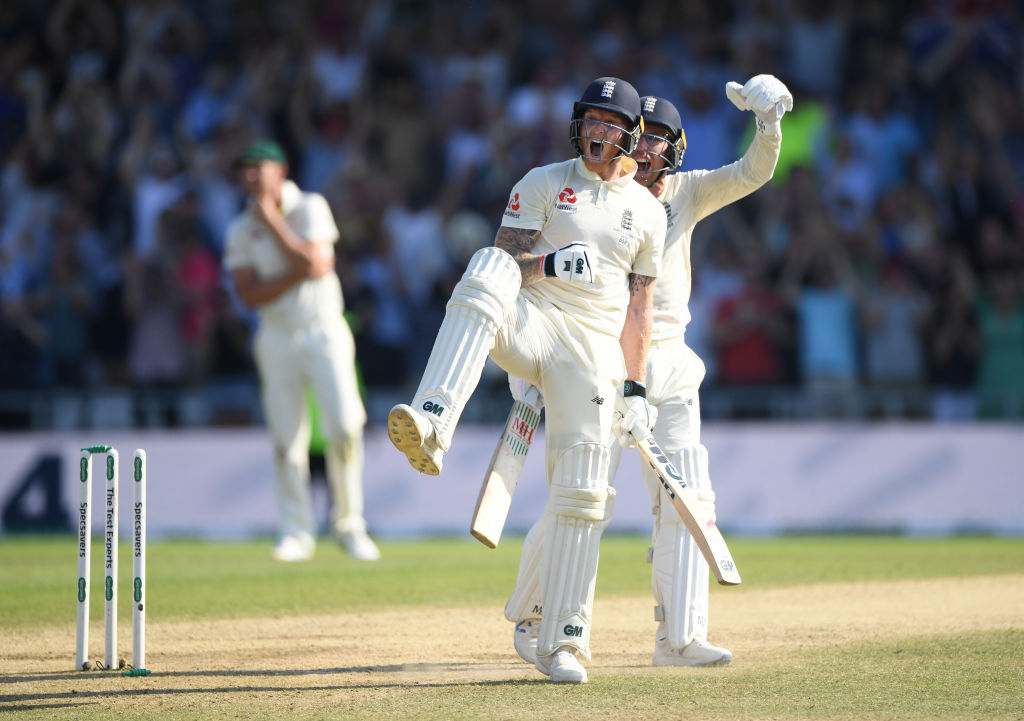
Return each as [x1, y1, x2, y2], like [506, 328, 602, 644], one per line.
[508, 75, 791, 667]
[388, 77, 666, 683]
[224, 139, 380, 563]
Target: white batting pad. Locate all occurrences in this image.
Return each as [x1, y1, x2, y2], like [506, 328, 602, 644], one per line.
[535, 443, 613, 663]
[650, 444, 716, 648]
[504, 516, 545, 622]
[412, 247, 520, 449]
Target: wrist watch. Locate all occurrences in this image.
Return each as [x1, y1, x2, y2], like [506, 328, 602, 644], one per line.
[623, 380, 647, 398]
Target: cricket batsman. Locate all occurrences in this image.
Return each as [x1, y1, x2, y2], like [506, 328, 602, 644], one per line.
[388, 76, 666, 683]
[508, 74, 792, 667]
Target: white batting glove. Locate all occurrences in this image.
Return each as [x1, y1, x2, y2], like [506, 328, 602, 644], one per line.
[725, 74, 793, 136]
[508, 374, 544, 411]
[542, 242, 594, 283]
[613, 385, 658, 449]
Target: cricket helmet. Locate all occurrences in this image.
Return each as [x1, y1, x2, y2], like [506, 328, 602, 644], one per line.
[637, 95, 686, 173]
[570, 77, 643, 157]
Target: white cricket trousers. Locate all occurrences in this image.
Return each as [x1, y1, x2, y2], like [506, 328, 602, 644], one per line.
[254, 320, 368, 540]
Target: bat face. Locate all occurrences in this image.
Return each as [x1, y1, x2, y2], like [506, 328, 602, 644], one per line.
[636, 436, 741, 586]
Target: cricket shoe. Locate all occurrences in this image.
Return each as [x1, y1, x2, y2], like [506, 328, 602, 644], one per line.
[535, 646, 588, 684]
[387, 403, 444, 475]
[335, 528, 381, 561]
[513, 619, 540, 664]
[653, 633, 732, 667]
[271, 533, 315, 562]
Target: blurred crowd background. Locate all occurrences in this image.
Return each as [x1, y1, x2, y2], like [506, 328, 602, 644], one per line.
[1, 0, 1023, 431]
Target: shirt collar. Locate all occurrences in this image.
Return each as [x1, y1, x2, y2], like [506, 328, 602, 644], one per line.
[573, 156, 639, 186]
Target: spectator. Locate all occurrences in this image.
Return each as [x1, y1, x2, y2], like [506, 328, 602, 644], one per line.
[860, 260, 931, 414]
[712, 256, 793, 386]
[974, 268, 1024, 419]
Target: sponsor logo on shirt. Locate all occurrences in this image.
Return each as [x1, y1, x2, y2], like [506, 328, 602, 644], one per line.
[504, 192, 521, 219]
[556, 187, 578, 212]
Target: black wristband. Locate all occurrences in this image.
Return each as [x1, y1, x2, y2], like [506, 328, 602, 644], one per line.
[543, 253, 556, 277]
[623, 380, 646, 398]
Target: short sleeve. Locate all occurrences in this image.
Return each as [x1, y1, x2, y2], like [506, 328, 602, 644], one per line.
[500, 166, 550, 231]
[222, 216, 251, 271]
[303, 193, 341, 243]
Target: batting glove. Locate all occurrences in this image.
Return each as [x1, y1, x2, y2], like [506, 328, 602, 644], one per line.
[541, 242, 594, 283]
[613, 382, 658, 449]
[725, 74, 793, 136]
[508, 374, 544, 411]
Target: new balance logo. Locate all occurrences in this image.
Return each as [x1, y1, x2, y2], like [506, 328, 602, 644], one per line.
[601, 80, 616, 98]
[643, 97, 657, 112]
[422, 401, 445, 416]
[563, 624, 584, 637]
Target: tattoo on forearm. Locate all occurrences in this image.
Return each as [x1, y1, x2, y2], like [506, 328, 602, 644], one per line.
[495, 226, 543, 284]
[495, 227, 539, 256]
[628, 273, 655, 295]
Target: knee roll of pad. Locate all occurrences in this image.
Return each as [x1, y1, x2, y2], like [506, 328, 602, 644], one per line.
[447, 246, 521, 327]
[550, 487, 608, 522]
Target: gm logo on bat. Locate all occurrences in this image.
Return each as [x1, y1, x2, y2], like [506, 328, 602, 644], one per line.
[720, 559, 735, 573]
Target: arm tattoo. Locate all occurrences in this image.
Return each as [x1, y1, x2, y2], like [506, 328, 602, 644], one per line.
[495, 226, 544, 285]
[628, 273, 655, 295]
[495, 226, 539, 257]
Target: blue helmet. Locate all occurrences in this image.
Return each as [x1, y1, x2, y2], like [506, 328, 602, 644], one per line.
[638, 95, 686, 172]
[570, 77, 644, 158]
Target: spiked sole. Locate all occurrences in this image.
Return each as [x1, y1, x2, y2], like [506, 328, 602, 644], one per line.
[387, 405, 442, 476]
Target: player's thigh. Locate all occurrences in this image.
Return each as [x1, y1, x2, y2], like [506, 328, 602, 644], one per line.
[489, 295, 548, 387]
[253, 326, 307, 445]
[306, 322, 367, 437]
[538, 327, 623, 477]
[648, 338, 703, 451]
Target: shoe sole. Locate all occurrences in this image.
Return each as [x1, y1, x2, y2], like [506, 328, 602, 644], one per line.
[550, 669, 588, 683]
[652, 654, 732, 667]
[388, 406, 441, 475]
[537, 651, 588, 683]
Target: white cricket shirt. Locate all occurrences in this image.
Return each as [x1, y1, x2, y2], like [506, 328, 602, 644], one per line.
[223, 180, 343, 330]
[652, 132, 781, 341]
[501, 156, 666, 337]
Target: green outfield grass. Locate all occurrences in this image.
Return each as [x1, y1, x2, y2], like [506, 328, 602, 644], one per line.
[2, 534, 1023, 625]
[2, 534, 1023, 720]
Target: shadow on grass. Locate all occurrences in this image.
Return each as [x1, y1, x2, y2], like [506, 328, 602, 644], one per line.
[0, 662, 550, 709]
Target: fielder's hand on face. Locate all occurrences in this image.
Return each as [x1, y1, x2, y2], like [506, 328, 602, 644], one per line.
[251, 193, 279, 227]
[543, 242, 595, 283]
[613, 394, 658, 449]
[725, 74, 793, 132]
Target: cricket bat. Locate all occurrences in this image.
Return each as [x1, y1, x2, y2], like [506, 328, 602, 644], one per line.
[635, 434, 742, 586]
[470, 400, 541, 548]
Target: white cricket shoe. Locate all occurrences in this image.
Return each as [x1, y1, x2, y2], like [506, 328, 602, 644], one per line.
[271, 534, 315, 562]
[513, 619, 539, 664]
[336, 529, 381, 561]
[535, 646, 588, 684]
[387, 404, 444, 475]
[653, 634, 733, 667]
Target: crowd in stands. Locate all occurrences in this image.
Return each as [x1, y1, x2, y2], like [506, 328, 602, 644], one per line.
[1, 0, 1023, 425]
